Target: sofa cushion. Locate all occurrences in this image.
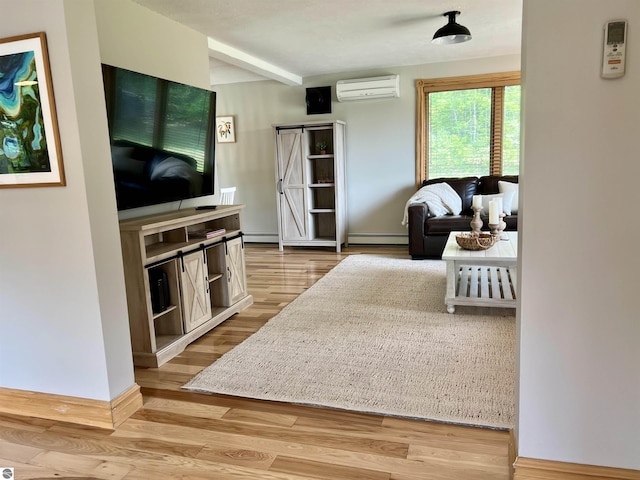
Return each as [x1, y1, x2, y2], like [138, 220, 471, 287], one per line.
[479, 191, 515, 216]
[423, 176, 478, 213]
[426, 214, 518, 235]
[425, 215, 472, 234]
[504, 215, 518, 230]
[498, 181, 519, 214]
[478, 175, 518, 195]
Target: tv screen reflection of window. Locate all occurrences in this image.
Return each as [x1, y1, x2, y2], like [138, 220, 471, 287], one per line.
[102, 64, 216, 211]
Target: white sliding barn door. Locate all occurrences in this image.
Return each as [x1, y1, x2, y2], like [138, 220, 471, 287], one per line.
[275, 128, 308, 244]
[180, 250, 211, 332]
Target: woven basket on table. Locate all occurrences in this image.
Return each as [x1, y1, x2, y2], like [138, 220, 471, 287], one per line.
[455, 232, 496, 251]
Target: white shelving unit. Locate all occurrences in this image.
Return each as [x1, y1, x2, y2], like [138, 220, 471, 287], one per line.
[273, 120, 347, 252]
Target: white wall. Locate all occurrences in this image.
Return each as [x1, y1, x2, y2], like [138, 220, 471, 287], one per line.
[0, 0, 214, 404]
[64, 0, 136, 401]
[213, 55, 521, 244]
[0, 0, 133, 401]
[519, 0, 640, 469]
[95, 0, 210, 90]
[94, 0, 217, 221]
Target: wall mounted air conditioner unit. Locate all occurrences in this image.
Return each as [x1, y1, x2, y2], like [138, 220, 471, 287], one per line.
[336, 74, 400, 102]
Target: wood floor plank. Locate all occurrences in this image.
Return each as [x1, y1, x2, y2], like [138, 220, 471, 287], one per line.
[28, 450, 132, 479]
[107, 449, 317, 480]
[0, 422, 205, 460]
[115, 417, 503, 479]
[0, 438, 44, 463]
[195, 444, 277, 470]
[390, 469, 508, 480]
[382, 416, 509, 444]
[407, 444, 508, 472]
[292, 409, 385, 430]
[144, 362, 204, 375]
[270, 455, 391, 480]
[142, 397, 230, 420]
[129, 408, 410, 458]
[403, 434, 508, 457]
[140, 387, 386, 427]
[122, 467, 315, 480]
[179, 470, 321, 480]
[0, 427, 284, 480]
[1, 244, 512, 479]
[0, 413, 56, 432]
[46, 422, 123, 440]
[222, 407, 299, 428]
[291, 415, 507, 456]
[0, 458, 88, 480]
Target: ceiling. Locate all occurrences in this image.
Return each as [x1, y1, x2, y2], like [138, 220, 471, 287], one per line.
[133, 0, 523, 85]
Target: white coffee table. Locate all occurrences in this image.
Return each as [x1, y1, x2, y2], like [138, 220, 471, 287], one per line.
[442, 232, 518, 314]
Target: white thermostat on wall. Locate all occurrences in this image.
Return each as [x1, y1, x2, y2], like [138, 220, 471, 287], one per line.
[602, 19, 627, 79]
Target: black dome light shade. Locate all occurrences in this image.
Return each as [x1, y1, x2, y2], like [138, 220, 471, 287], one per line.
[432, 11, 472, 45]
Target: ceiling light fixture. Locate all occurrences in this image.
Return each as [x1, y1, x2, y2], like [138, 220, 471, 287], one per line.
[432, 11, 472, 45]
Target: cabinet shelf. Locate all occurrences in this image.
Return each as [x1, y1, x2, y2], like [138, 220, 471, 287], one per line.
[145, 228, 242, 264]
[314, 236, 338, 241]
[156, 334, 182, 351]
[307, 154, 334, 159]
[152, 304, 178, 320]
[309, 208, 335, 213]
[309, 183, 335, 188]
[146, 241, 191, 261]
[208, 273, 223, 283]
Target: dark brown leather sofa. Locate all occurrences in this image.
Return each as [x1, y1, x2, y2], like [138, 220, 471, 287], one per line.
[408, 175, 518, 259]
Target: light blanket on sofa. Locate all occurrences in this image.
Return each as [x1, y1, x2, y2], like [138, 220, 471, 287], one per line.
[401, 182, 462, 226]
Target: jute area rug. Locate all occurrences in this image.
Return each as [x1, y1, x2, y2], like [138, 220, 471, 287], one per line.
[183, 254, 515, 429]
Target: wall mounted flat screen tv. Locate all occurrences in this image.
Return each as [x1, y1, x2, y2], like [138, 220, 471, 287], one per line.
[102, 64, 216, 210]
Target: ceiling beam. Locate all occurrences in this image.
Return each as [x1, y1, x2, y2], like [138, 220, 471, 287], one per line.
[207, 37, 302, 86]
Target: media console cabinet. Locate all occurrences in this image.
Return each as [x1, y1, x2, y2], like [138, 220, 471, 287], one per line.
[119, 206, 253, 367]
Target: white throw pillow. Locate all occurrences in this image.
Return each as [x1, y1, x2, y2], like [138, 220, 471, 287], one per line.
[498, 181, 519, 214]
[480, 192, 514, 215]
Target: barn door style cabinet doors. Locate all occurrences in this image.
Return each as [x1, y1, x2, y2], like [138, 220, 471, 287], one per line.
[119, 206, 252, 367]
[274, 120, 347, 252]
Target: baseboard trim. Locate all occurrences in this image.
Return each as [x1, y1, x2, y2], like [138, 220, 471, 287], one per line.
[0, 384, 142, 429]
[508, 429, 517, 479]
[242, 233, 410, 246]
[243, 233, 279, 244]
[110, 384, 144, 428]
[514, 457, 640, 479]
[347, 233, 408, 245]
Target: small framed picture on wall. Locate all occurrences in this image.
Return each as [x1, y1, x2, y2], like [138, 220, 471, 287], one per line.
[216, 115, 236, 143]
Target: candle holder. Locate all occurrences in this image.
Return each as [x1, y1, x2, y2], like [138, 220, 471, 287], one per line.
[470, 205, 483, 235]
[488, 223, 500, 237]
[498, 213, 507, 240]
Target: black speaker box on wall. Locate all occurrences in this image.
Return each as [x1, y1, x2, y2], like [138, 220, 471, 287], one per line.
[306, 86, 332, 115]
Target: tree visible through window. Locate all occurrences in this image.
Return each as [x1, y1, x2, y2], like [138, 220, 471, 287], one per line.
[415, 72, 521, 185]
[502, 85, 521, 176]
[429, 88, 492, 178]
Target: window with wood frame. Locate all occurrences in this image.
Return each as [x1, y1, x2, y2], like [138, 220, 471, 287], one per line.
[415, 72, 521, 186]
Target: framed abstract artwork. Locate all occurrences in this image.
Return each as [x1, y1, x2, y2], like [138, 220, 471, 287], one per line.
[216, 115, 236, 143]
[0, 32, 65, 188]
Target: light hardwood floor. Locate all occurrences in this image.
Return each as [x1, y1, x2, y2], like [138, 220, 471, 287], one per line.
[0, 244, 511, 480]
